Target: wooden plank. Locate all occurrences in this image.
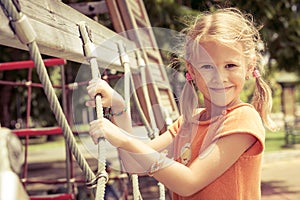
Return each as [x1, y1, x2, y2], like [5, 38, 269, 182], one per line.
[116, 0, 180, 129]
[0, 0, 138, 71]
[106, 0, 126, 33]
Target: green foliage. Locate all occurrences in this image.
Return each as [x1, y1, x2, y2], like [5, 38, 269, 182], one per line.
[232, 0, 300, 74]
[145, 0, 300, 74]
[144, 0, 199, 30]
[191, 0, 300, 75]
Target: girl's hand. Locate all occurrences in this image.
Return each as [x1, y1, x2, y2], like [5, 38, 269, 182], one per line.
[86, 78, 124, 108]
[89, 118, 130, 148]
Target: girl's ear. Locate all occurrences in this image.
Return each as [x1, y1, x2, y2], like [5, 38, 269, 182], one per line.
[246, 65, 254, 80]
[186, 62, 196, 79]
[246, 56, 256, 78]
[247, 65, 255, 73]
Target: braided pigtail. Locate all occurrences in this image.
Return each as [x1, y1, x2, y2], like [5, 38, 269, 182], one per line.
[252, 70, 277, 131]
[180, 75, 198, 124]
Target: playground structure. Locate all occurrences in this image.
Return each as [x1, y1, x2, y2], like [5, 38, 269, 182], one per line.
[0, 58, 78, 199]
[0, 0, 180, 199]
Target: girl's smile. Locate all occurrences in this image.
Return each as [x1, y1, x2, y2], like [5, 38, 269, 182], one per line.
[209, 85, 235, 93]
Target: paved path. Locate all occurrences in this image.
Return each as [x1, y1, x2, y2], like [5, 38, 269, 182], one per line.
[261, 151, 300, 200]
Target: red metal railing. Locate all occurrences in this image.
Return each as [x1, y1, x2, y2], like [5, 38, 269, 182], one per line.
[0, 58, 66, 71]
[0, 58, 129, 200]
[0, 58, 76, 200]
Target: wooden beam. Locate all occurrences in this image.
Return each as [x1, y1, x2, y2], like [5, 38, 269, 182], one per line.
[0, 0, 138, 71]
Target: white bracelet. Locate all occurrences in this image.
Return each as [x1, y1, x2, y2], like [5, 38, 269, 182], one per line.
[148, 150, 168, 176]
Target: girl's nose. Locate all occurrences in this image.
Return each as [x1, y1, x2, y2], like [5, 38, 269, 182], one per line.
[210, 68, 228, 83]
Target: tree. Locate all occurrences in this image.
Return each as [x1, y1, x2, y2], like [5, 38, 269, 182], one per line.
[144, 0, 300, 74]
[230, 0, 300, 74]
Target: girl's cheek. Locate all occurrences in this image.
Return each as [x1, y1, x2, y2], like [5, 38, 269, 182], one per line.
[202, 72, 220, 84]
[232, 70, 246, 81]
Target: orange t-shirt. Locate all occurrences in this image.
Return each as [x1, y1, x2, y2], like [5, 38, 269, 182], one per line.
[168, 103, 265, 200]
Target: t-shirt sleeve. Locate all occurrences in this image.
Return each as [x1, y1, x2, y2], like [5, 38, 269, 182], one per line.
[212, 106, 266, 156]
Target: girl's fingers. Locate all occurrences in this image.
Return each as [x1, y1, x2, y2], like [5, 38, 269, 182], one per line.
[90, 119, 101, 127]
[86, 79, 109, 98]
[87, 85, 99, 97]
[85, 100, 95, 107]
[87, 78, 120, 108]
[89, 119, 103, 144]
[87, 79, 106, 98]
[90, 130, 100, 144]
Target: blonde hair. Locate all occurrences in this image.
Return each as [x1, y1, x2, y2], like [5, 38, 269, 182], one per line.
[179, 8, 276, 131]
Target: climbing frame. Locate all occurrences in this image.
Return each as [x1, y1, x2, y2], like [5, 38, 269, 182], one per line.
[0, 0, 179, 199]
[0, 0, 180, 134]
[105, 0, 180, 133]
[0, 0, 137, 71]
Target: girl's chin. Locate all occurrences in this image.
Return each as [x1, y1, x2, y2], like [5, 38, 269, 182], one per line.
[205, 98, 236, 108]
[211, 99, 241, 108]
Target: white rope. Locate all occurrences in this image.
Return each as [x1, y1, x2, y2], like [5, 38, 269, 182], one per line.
[132, 174, 143, 200]
[117, 41, 143, 200]
[119, 42, 131, 118]
[158, 182, 166, 200]
[138, 53, 159, 138]
[78, 22, 107, 200]
[137, 51, 166, 199]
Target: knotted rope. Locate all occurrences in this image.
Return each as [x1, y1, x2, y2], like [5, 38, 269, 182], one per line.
[118, 41, 143, 200]
[77, 22, 108, 200]
[0, 0, 95, 185]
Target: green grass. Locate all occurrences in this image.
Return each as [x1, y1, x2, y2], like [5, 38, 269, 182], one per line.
[265, 129, 299, 152]
[26, 136, 66, 151]
[25, 128, 296, 153]
[265, 130, 286, 152]
[25, 125, 87, 152]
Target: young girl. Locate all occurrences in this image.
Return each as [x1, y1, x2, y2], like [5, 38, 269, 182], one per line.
[87, 8, 276, 199]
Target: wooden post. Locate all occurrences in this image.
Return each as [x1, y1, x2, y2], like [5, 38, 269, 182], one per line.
[277, 71, 300, 145]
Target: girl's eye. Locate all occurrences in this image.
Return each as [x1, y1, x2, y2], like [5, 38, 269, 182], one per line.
[200, 64, 214, 70]
[225, 64, 237, 68]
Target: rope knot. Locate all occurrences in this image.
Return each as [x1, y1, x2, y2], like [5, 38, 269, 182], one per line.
[86, 171, 109, 189]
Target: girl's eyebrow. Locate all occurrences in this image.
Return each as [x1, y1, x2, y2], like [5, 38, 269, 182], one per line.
[224, 54, 244, 63]
[193, 61, 215, 66]
[224, 59, 242, 64]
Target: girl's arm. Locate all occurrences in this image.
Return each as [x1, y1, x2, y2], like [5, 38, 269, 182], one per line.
[152, 133, 256, 196]
[146, 131, 174, 151]
[109, 101, 174, 152]
[89, 118, 256, 196]
[87, 78, 173, 151]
